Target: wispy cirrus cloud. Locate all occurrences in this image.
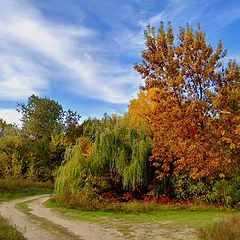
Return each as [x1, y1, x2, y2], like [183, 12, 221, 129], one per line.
[0, 0, 140, 105]
[147, 0, 240, 32]
[1, 0, 240, 114]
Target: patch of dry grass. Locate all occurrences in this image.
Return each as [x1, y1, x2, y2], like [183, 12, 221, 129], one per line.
[0, 216, 26, 240]
[198, 217, 240, 240]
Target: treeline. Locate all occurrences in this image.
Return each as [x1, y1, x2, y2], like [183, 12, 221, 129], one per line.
[0, 94, 82, 181]
[1, 22, 240, 208]
[55, 22, 240, 208]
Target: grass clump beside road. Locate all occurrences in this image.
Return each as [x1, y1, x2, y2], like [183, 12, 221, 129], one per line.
[0, 215, 26, 240]
[0, 178, 53, 202]
[198, 216, 240, 240]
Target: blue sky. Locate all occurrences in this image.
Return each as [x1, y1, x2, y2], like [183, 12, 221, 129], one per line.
[0, 0, 240, 125]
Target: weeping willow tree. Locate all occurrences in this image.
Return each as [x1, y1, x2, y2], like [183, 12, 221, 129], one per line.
[90, 116, 152, 189]
[55, 114, 153, 196]
[54, 138, 91, 195]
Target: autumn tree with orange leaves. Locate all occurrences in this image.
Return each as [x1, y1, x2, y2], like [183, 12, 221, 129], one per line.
[134, 22, 240, 183]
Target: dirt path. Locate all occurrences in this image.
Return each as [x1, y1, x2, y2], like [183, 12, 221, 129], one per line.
[0, 195, 197, 240]
[0, 195, 123, 240]
[28, 196, 123, 240]
[0, 195, 60, 240]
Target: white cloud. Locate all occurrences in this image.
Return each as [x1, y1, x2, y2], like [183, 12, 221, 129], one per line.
[0, 0, 140, 104]
[3, 0, 238, 107]
[0, 108, 21, 126]
[0, 54, 47, 100]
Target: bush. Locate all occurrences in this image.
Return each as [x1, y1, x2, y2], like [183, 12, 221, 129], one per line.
[198, 217, 240, 240]
[0, 216, 26, 240]
[173, 169, 240, 207]
[174, 177, 209, 202]
[55, 187, 102, 211]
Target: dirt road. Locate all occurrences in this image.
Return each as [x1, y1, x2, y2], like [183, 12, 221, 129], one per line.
[0, 195, 197, 240]
[0, 195, 61, 240]
[0, 195, 123, 240]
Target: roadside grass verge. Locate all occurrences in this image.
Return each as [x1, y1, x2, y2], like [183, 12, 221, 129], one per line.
[0, 179, 53, 202]
[0, 215, 26, 240]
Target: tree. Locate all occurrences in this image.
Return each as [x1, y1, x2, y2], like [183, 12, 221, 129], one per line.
[16, 95, 83, 180]
[0, 118, 9, 137]
[0, 124, 27, 178]
[55, 115, 153, 196]
[64, 109, 82, 144]
[134, 22, 239, 182]
[17, 95, 64, 139]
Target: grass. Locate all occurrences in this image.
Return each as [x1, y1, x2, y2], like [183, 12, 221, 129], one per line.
[197, 217, 240, 240]
[0, 215, 26, 240]
[45, 198, 240, 239]
[0, 178, 53, 202]
[16, 200, 80, 240]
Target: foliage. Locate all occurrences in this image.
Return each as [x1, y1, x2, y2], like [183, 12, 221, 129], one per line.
[64, 109, 82, 144]
[0, 118, 11, 137]
[0, 216, 26, 240]
[82, 117, 101, 141]
[17, 94, 64, 139]
[0, 124, 28, 179]
[55, 187, 102, 211]
[0, 178, 53, 193]
[198, 217, 240, 240]
[54, 138, 91, 195]
[134, 22, 240, 186]
[173, 168, 240, 207]
[25, 134, 67, 181]
[90, 115, 152, 190]
[55, 115, 152, 200]
[0, 95, 81, 181]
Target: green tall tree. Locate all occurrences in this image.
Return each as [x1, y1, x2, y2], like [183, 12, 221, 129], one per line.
[17, 95, 64, 139]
